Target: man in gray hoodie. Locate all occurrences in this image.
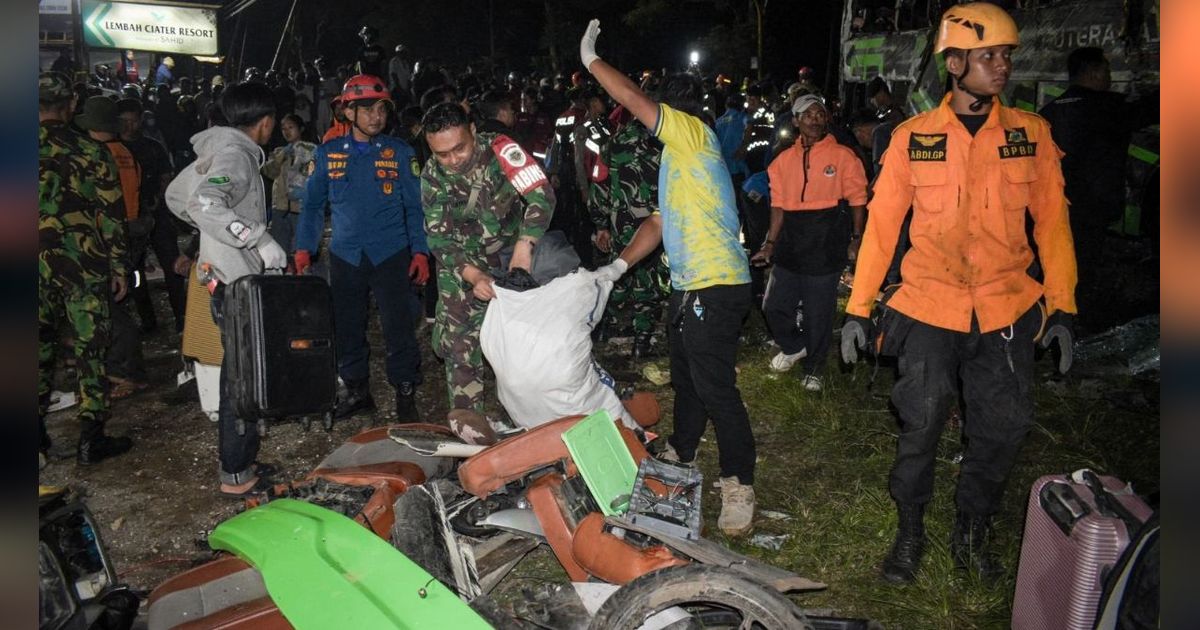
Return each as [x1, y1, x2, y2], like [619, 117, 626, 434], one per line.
[166, 82, 287, 498]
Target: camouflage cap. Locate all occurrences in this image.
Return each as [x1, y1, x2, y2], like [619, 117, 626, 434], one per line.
[39, 71, 74, 103]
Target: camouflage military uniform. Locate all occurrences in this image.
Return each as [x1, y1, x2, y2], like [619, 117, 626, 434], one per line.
[588, 121, 668, 338]
[38, 119, 128, 426]
[421, 132, 555, 411]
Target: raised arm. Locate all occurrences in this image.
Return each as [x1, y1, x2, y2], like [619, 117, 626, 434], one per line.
[580, 20, 659, 132]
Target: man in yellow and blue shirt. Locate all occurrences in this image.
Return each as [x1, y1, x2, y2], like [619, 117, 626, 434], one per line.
[580, 19, 756, 536]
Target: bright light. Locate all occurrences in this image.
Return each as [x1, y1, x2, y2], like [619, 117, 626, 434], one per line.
[689, 50, 700, 65]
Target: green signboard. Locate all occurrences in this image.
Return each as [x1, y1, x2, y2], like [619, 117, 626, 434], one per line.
[82, 1, 217, 55]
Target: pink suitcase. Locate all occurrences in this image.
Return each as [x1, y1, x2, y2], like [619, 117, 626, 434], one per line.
[1012, 469, 1153, 630]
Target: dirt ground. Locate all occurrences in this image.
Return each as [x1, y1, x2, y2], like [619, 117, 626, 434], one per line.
[37, 280, 653, 602]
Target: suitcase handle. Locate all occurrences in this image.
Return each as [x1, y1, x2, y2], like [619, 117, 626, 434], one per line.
[1039, 482, 1091, 536]
[1074, 469, 1142, 532]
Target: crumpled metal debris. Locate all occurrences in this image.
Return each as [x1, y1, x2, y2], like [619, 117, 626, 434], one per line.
[1074, 314, 1159, 376]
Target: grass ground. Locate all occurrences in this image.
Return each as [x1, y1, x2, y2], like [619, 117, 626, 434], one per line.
[567, 311, 1160, 629]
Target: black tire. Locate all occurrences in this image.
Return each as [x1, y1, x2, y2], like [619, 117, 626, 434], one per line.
[588, 564, 814, 630]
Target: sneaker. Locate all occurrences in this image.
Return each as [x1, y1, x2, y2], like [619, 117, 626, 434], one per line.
[769, 349, 807, 372]
[802, 374, 823, 392]
[657, 441, 694, 467]
[718, 476, 755, 536]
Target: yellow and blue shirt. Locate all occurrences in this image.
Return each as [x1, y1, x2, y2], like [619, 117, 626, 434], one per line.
[653, 104, 750, 291]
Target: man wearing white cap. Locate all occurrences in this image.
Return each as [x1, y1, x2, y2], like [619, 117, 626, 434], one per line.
[752, 94, 867, 390]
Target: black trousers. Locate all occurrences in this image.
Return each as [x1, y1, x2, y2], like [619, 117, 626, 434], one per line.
[330, 250, 422, 387]
[762, 265, 840, 375]
[667, 283, 756, 485]
[210, 283, 259, 480]
[888, 305, 1040, 516]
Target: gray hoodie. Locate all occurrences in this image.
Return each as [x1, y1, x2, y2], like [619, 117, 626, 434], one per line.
[165, 126, 274, 284]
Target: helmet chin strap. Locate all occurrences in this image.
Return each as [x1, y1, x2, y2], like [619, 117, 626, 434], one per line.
[953, 51, 993, 113]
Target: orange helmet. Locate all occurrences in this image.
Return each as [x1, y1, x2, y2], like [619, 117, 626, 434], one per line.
[341, 74, 392, 104]
[934, 2, 1020, 54]
[715, 74, 732, 87]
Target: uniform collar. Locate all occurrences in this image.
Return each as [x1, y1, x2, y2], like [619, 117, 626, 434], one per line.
[930, 92, 1004, 134]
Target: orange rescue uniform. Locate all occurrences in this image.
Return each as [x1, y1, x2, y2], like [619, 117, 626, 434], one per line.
[847, 94, 1077, 333]
[104, 140, 141, 220]
[767, 134, 868, 210]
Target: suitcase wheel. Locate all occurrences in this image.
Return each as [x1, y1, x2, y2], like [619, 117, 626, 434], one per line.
[322, 412, 333, 432]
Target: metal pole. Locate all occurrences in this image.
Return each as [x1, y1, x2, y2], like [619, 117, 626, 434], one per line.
[270, 0, 300, 71]
[73, 0, 90, 81]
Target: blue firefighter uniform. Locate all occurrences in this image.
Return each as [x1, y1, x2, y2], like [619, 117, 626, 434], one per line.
[296, 134, 428, 392]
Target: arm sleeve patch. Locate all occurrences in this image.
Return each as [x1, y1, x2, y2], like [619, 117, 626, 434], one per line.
[227, 220, 254, 242]
[491, 135, 547, 194]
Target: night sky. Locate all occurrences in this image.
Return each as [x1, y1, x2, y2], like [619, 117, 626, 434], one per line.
[225, 0, 840, 90]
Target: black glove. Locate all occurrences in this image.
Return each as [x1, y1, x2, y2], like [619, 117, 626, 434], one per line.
[1039, 311, 1074, 374]
[494, 268, 540, 292]
[840, 314, 875, 364]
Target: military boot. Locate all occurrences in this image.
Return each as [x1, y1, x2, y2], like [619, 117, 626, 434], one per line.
[881, 503, 927, 583]
[395, 382, 419, 422]
[77, 419, 133, 466]
[950, 511, 1005, 580]
[334, 380, 375, 419]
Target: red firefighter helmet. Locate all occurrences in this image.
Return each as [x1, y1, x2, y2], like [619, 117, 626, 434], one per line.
[797, 66, 815, 80]
[341, 74, 392, 105]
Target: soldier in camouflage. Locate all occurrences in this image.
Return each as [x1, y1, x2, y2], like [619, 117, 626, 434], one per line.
[38, 71, 134, 466]
[420, 102, 554, 423]
[589, 112, 668, 357]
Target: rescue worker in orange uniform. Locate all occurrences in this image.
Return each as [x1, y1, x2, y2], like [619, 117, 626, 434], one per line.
[840, 3, 1077, 583]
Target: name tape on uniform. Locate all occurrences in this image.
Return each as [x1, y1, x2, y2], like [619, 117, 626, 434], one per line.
[908, 133, 947, 161]
[999, 127, 1036, 159]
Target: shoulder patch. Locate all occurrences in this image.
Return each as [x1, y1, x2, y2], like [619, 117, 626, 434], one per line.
[491, 136, 547, 195]
[410, 156, 421, 177]
[208, 175, 231, 185]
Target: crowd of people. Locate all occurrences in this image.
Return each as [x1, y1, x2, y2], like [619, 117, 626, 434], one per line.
[41, 1, 1153, 584]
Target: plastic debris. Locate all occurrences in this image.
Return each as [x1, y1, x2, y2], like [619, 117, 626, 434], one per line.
[642, 364, 670, 385]
[1074, 315, 1159, 376]
[47, 390, 78, 413]
[749, 533, 790, 551]
[759, 509, 793, 521]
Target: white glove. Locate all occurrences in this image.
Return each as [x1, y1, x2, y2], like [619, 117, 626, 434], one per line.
[580, 19, 601, 70]
[257, 238, 287, 270]
[596, 258, 628, 282]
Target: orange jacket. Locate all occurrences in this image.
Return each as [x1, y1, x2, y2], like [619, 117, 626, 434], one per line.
[847, 94, 1077, 333]
[105, 140, 141, 220]
[767, 134, 868, 210]
[322, 120, 350, 144]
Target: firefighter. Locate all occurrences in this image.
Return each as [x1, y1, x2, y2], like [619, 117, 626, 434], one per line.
[841, 2, 1077, 583]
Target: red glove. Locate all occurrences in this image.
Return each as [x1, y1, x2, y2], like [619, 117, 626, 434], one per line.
[409, 253, 430, 285]
[294, 249, 312, 275]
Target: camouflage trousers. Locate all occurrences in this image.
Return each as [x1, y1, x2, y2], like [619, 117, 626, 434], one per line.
[605, 222, 669, 336]
[38, 271, 111, 423]
[432, 268, 489, 412]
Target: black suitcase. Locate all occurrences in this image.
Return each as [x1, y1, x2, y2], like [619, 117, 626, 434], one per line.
[224, 274, 336, 430]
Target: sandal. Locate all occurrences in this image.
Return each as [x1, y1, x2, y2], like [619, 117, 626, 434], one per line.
[218, 475, 274, 499]
[252, 462, 278, 479]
